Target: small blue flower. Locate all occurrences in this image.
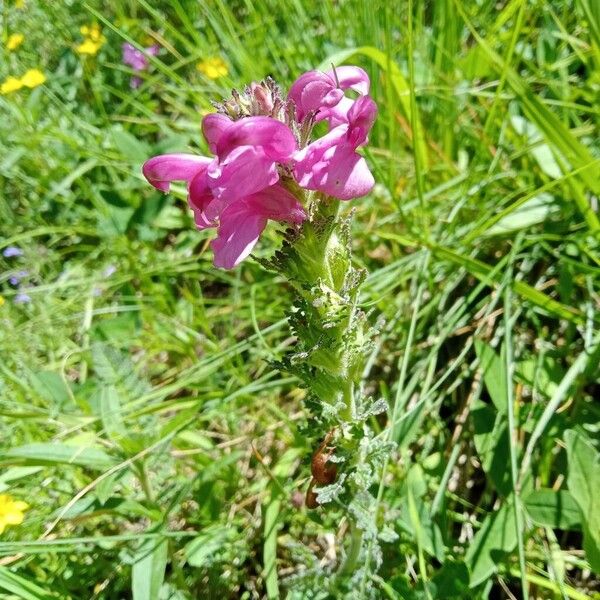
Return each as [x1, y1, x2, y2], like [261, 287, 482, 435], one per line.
[8, 270, 28, 286]
[14, 293, 31, 304]
[2, 246, 23, 258]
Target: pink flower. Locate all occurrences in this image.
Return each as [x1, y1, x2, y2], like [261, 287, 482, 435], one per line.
[142, 116, 305, 269]
[293, 96, 377, 200]
[288, 66, 370, 124]
[203, 115, 297, 204]
[122, 43, 159, 89]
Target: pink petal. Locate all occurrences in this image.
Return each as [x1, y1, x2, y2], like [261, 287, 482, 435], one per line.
[293, 127, 374, 200]
[215, 116, 296, 162]
[188, 169, 217, 229]
[322, 96, 355, 128]
[207, 145, 279, 203]
[300, 81, 343, 121]
[316, 147, 374, 200]
[288, 71, 333, 117]
[211, 201, 267, 269]
[142, 154, 211, 192]
[347, 95, 378, 146]
[201, 113, 232, 154]
[245, 183, 306, 223]
[326, 65, 370, 95]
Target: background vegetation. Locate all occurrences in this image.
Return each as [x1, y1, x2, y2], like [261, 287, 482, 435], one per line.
[1, 0, 599, 598]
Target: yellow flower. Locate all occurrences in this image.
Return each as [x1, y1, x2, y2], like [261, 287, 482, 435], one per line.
[76, 39, 103, 56]
[20, 68, 45, 88]
[0, 76, 23, 94]
[7, 33, 24, 51]
[76, 24, 105, 56]
[15, 0, 25, 8]
[88, 24, 103, 42]
[0, 494, 28, 534]
[197, 57, 228, 80]
[0, 296, 5, 307]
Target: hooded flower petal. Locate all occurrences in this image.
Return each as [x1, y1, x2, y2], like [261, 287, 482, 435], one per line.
[289, 66, 371, 124]
[326, 65, 370, 95]
[215, 116, 296, 162]
[201, 113, 232, 154]
[142, 154, 211, 192]
[288, 70, 343, 122]
[211, 202, 268, 269]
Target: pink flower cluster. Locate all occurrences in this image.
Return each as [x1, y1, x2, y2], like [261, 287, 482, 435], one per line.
[142, 66, 376, 269]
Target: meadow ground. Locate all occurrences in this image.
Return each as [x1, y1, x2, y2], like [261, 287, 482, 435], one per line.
[1, 1, 599, 598]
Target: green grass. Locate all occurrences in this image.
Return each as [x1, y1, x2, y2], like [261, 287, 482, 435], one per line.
[1, 0, 599, 598]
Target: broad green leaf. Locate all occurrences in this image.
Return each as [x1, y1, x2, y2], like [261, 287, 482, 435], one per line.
[98, 385, 126, 443]
[484, 193, 558, 237]
[111, 126, 150, 164]
[471, 401, 511, 496]
[0, 443, 115, 470]
[185, 526, 232, 568]
[0, 467, 43, 493]
[431, 561, 470, 599]
[465, 497, 517, 586]
[511, 117, 561, 179]
[132, 537, 169, 600]
[524, 489, 582, 530]
[474, 340, 507, 413]
[565, 429, 600, 573]
[29, 371, 72, 408]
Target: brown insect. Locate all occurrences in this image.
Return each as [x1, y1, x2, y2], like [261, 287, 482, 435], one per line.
[305, 429, 337, 509]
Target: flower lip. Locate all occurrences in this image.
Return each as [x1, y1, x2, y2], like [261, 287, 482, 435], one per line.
[142, 154, 212, 192]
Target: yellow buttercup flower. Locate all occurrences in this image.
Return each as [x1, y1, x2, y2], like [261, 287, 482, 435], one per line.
[0, 69, 45, 94]
[20, 68, 45, 88]
[76, 24, 106, 56]
[0, 494, 28, 534]
[7, 33, 24, 51]
[197, 57, 228, 79]
[88, 24, 103, 42]
[76, 39, 103, 55]
[0, 76, 23, 94]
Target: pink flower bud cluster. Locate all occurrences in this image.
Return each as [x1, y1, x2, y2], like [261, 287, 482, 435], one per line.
[142, 66, 376, 269]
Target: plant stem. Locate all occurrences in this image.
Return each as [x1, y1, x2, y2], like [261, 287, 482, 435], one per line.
[340, 521, 363, 576]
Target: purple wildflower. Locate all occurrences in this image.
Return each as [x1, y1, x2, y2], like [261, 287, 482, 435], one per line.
[14, 293, 31, 304]
[3, 246, 23, 258]
[122, 43, 159, 89]
[8, 270, 28, 286]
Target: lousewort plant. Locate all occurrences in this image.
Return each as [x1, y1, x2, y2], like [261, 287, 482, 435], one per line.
[143, 66, 391, 589]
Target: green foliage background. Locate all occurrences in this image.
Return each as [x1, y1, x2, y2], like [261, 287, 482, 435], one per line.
[1, 0, 599, 598]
